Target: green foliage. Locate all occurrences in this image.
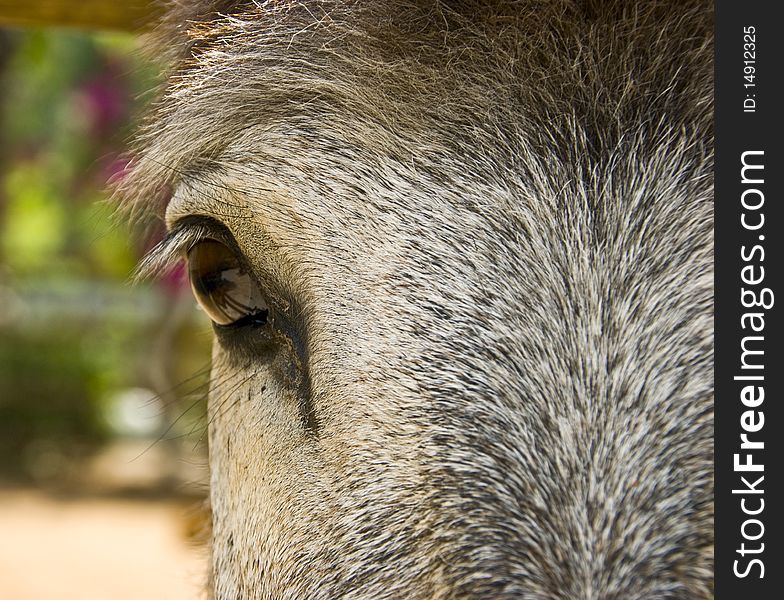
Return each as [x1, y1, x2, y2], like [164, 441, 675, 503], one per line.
[3, 161, 66, 271]
[0, 28, 153, 278]
[0, 328, 109, 474]
[0, 28, 210, 482]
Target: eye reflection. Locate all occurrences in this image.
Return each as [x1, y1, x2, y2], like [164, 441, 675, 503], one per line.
[187, 239, 269, 326]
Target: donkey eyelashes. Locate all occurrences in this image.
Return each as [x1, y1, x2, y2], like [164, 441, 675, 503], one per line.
[134, 223, 210, 281]
[135, 215, 243, 282]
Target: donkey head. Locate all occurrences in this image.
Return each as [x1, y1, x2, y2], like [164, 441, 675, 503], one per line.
[122, 1, 714, 598]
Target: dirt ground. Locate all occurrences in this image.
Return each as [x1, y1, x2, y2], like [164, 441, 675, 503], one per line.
[0, 488, 209, 599]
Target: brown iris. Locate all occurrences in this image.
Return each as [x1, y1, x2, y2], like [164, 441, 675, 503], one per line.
[187, 239, 269, 326]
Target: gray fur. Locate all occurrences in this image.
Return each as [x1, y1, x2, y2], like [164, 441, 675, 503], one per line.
[120, 1, 714, 598]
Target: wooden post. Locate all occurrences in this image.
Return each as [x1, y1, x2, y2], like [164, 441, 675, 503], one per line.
[0, 0, 161, 32]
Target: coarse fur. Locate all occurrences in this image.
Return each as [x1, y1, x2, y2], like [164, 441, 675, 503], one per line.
[120, 1, 714, 598]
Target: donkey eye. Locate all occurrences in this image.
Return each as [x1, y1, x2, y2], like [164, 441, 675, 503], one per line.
[187, 239, 269, 327]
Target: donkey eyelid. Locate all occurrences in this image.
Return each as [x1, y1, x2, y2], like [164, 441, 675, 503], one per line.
[134, 216, 244, 281]
[172, 215, 243, 253]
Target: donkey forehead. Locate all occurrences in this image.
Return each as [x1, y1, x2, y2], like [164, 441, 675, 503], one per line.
[154, 67, 543, 235]
[138, 0, 713, 283]
[127, 0, 714, 232]
[163, 125, 522, 236]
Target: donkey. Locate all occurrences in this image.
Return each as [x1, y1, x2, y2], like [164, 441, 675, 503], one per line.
[121, 1, 714, 598]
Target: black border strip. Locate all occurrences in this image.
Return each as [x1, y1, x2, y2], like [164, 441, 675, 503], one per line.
[716, 2, 784, 596]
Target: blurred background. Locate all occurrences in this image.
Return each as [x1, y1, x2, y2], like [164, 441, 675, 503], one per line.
[0, 17, 213, 600]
